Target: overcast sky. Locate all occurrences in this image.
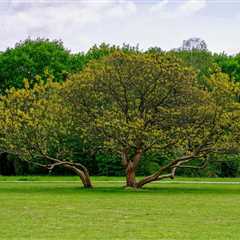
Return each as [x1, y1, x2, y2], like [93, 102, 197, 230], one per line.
[0, 0, 240, 54]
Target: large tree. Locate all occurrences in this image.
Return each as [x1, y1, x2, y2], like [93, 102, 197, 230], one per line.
[0, 77, 93, 188]
[65, 52, 240, 188]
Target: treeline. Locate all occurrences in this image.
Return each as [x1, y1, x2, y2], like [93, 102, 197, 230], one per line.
[0, 38, 240, 182]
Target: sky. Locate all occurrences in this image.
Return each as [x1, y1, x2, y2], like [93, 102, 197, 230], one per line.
[0, 0, 240, 54]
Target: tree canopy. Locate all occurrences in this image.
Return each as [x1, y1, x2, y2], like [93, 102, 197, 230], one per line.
[0, 77, 93, 188]
[0, 38, 85, 92]
[62, 52, 240, 187]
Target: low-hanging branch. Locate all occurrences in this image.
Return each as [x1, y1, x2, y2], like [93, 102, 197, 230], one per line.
[177, 160, 208, 169]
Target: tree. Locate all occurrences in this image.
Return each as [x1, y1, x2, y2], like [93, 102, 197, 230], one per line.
[214, 53, 240, 82]
[145, 47, 162, 54]
[180, 37, 208, 51]
[84, 42, 140, 63]
[0, 77, 93, 188]
[0, 38, 84, 92]
[63, 51, 240, 188]
[170, 50, 216, 82]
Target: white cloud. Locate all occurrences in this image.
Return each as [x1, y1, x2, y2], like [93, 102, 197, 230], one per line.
[149, 0, 169, 13]
[179, 0, 207, 14]
[0, 0, 240, 54]
[0, 0, 137, 51]
[148, 0, 207, 19]
[105, 1, 137, 19]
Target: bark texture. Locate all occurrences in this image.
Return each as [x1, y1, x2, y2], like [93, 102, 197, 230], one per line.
[126, 161, 137, 187]
[63, 164, 93, 188]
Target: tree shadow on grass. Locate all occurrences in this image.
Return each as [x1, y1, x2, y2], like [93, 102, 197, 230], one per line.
[0, 182, 239, 195]
[90, 184, 240, 195]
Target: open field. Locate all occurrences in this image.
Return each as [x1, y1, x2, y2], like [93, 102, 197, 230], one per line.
[1, 176, 240, 182]
[0, 177, 240, 240]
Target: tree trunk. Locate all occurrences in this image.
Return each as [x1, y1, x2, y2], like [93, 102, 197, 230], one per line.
[122, 148, 143, 188]
[81, 167, 92, 188]
[63, 164, 93, 188]
[125, 161, 137, 188]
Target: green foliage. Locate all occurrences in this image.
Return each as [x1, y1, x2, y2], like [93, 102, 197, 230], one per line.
[145, 46, 162, 54]
[0, 38, 83, 92]
[96, 154, 123, 176]
[0, 72, 93, 187]
[84, 43, 140, 65]
[0, 40, 141, 95]
[0, 74, 93, 173]
[0, 77, 66, 161]
[214, 53, 240, 83]
[66, 51, 198, 152]
[64, 51, 240, 186]
[1, 40, 240, 179]
[170, 50, 216, 83]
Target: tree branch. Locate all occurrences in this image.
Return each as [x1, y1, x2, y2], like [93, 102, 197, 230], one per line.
[177, 160, 208, 169]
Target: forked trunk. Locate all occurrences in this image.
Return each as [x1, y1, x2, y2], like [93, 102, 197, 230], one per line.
[122, 148, 143, 188]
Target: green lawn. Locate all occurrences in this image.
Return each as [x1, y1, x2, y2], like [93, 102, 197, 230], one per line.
[0, 177, 240, 239]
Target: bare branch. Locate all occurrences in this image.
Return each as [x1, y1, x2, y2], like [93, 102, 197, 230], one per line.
[178, 160, 208, 169]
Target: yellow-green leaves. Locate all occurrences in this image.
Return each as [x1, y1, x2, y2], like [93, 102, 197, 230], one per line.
[64, 52, 212, 157]
[0, 77, 75, 162]
[1, 50, 240, 176]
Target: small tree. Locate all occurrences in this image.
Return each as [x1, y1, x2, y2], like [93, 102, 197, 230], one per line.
[65, 52, 240, 188]
[0, 78, 93, 188]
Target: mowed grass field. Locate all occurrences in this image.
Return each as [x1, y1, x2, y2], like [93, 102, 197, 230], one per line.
[0, 177, 240, 240]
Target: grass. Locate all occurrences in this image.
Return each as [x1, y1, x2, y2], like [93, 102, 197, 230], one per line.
[1, 175, 240, 182]
[0, 177, 240, 239]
